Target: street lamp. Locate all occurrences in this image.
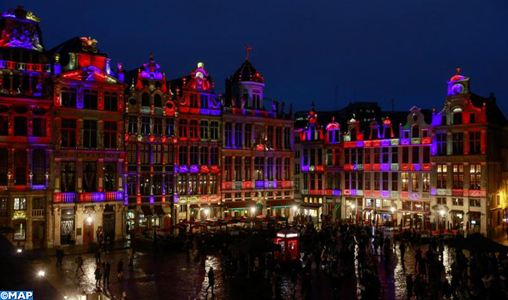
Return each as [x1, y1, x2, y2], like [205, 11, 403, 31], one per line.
[439, 209, 446, 230]
[204, 208, 210, 217]
[86, 216, 92, 224]
[38, 270, 45, 277]
[250, 207, 256, 215]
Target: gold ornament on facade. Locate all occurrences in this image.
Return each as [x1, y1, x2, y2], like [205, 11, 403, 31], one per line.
[26, 11, 41, 23]
[80, 37, 99, 53]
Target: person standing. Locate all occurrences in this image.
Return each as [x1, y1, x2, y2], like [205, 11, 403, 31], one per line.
[206, 267, 215, 295]
[117, 259, 124, 281]
[95, 248, 101, 264]
[94, 264, 102, 289]
[75, 254, 84, 274]
[103, 261, 111, 287]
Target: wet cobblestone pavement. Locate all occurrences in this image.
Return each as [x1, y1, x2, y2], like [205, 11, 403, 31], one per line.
[27, 242, 453, 300]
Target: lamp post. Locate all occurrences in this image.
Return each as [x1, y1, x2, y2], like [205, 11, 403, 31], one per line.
[439, 209, 445, 231]
[390, 206, 396, 228]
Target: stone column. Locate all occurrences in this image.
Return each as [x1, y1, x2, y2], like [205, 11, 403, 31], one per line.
[53, 207, 61, 246]
[75, 205, 84, 245]
[25, 196, 33, 250]
[115, 204, 124, 241]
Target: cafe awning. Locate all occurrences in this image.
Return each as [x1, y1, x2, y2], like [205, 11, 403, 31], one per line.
[268, 199, 295, 208]
[298, 202, 322, 209]
[223, 201, 256, 209]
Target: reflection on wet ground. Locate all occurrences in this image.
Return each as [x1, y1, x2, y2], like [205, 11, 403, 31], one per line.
[30, 242, 453, 300]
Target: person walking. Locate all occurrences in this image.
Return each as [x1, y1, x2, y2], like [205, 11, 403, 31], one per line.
[95, 248, 101, 264]
[117, 259, 124, 281]
[103, 261, 111, 287]
[75, 254, 84, 274]
[205, 267, 215, 295]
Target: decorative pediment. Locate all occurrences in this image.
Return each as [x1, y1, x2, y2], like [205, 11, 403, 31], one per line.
[59, 65, 121, 84]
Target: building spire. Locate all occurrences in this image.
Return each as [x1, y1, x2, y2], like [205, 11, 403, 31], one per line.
[244, 44, 252, 60]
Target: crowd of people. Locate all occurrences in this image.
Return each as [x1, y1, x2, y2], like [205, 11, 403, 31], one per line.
[50, 215, 508, 300]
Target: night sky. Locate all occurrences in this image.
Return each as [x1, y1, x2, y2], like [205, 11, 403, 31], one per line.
[3, 1, 508, 114]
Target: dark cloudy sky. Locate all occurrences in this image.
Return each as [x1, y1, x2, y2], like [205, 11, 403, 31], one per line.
[3, 0, 508, 113]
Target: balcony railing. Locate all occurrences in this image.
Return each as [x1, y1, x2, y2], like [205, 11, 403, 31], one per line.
[32, 209, 45, 217]
[54, 191, 124, 203]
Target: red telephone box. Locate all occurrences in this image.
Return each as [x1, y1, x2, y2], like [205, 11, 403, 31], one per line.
[274, 229, 300, 262]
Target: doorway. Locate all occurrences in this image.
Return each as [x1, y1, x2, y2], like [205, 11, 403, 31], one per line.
[83, 219, 94, 244]
[32, 221, 45, 249]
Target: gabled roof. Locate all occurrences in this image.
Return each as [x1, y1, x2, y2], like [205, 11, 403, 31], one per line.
[48, 36, 107, 65]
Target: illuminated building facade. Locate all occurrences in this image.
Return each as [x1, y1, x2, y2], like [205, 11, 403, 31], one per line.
[430, 69, 508, 236]
[0, 6, 52, 249]
[169, 63, 222, 221]
[50, 37, 126, 246]
[124, 55, 176, 234]
[295, 71, 508, 236]
[222, 56, 294, 219]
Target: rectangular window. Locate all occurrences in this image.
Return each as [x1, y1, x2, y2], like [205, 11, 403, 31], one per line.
[235, 157, 242, 181]
[200, 94, 209, 109]
[179, 119, 187, 138]
[33, 197, 45, 210]
[61, 88, 77, 108]
[13, 222, 25, 240]
[190, 93, 198, 108]
[82, 161, 97, 192]
[317, 148, 323, 165]
[141, 117, 151, 135]
[310, 173, 316, 190]
[412, 147, 419, 164]
[235, 123, 242, 148]
[437, 197, 446, 205]
[423, 146, 430, 163]
[153, 144, 162, 166]
[61, 119, 77, 148]
[244, 157, 252, 181]
[452, 133, 464, 155]
[165, 118, 175, 136]
[469, 198, 480, 207]
[317, 173, 323, 190]
[245, 124, 252, 148]
[33, 117, 46, 137]
[189, 120, 198, 139]
[267, 126, 274, 146]
[452, 198, 463, 206]
[164, 173, 174, 195]
[374, 173, 380, 190]
[364, 172, 371, 190]
[275, 158, 282, 180]
[189, 146, 199, 165]
[83, 90, 98, 109]
[128, 116, 138, 134]
[391, 147, 398, 164]
[83, 120, 97, 149]
[103, 121, 117, 149]
[436, 133, 447, 155]
[382, 148, 389, 164]
[422, 173, 430, 192]
[200, 120, 209, 139]
[153, 118, 163, 136]
[255, 157, 264, 180]
[284, 127, 291, 150]
[284, 158, 290, 180]
[164, 145, 173, 166]
[275, 127, 282, 149]
[61, 161, 76, 192]
[32, 149, 46, 185]
[452, 164, 464, 189]
[200, 147, 208, 165]
[127, 144, 137, 169]
[402, 147, 409, 164]
[140, 174, 151, 195]
[382, 172, 389, 190]
[153, 174, 163, 195]
[303, 173, 309, 190]
[210, 121, 219, 140]
[469, 163, 481, 190]
[103, 162, 116, 191]
[141, 143, 150, 166]
[469, 132, 481, 155]
[326, 149, 333, 167]
[401, 172, 409, 191]
[104, 92, 118, 111]
[14, 149, 27, 185]
[364, 148, 371, 164]
[209, 175, 218, 194]
[374, 148, 380, 164]
[225, 122, 233, 148]
[224, 156, 232, 181]
[0, 115, 8, 135]
[334, 149, 341, 167]
[14, 197, 26, 210]
[391, 173, 398, 191]
[411, 173, 419, 192]
[210, 147, 219, 165]
[303, 149, 309, 166]
[437, 164, 447, 189]
[267, 158, 274, 180]
[179, 146, 188, 165]
[0, 148, 7, 185]
[469, 114, 476, 124]
[126, 175, 136, 197]
[310, 149, 316, 166]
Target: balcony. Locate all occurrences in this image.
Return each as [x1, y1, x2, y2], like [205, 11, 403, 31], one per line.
[54, 191, 123, 203]
[32, 209, 45, 218]
[54, 193, 77, 203]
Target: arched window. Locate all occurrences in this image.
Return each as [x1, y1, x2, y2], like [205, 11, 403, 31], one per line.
[142, 92, 150, 107]
[412, 125, 420, 138]
[154, 94, 162, 107]
[452, 108, 463, 125]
